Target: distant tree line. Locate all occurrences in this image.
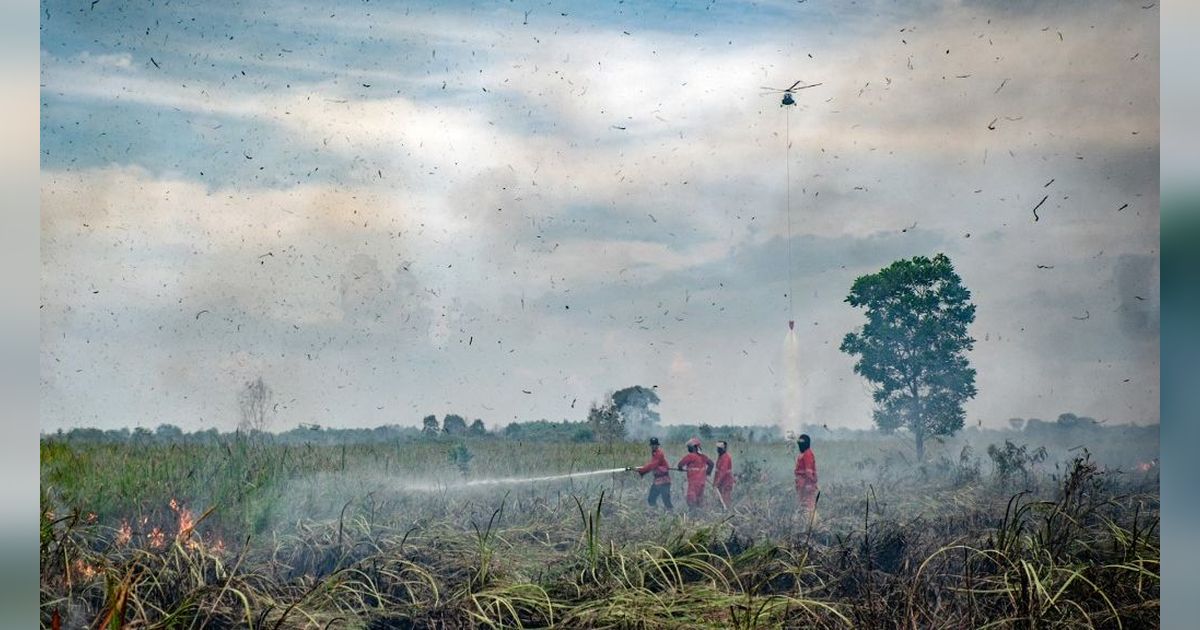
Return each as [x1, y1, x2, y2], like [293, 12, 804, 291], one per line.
[42, 410, 1154, 447]
[422, 414, 488, 437]
[501, 419, 785, 444]
[42, 417, 788, 446]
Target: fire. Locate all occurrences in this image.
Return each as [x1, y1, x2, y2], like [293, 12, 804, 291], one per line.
[148, 527, 165, 549]
[73, 559, 97, 581]
[170, 499, 194, 536]
[115, 521, 132, 547]
[167, 498, 206, 550]
[1136, 459, 1158, 472]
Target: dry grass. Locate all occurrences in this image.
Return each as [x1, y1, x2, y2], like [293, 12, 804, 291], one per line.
[41, 435, 1158, 628]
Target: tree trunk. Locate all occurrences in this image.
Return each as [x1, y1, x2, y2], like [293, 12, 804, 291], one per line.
[910, 378, 925, 462]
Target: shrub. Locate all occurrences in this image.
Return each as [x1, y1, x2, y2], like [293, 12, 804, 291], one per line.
[448, 442, 474, 475]
[987, 440, 1047, 486]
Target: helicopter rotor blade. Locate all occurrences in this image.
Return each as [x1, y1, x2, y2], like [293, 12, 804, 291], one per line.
[762, 82, 823, 96]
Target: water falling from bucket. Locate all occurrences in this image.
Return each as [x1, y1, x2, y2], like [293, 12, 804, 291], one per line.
[783, 327, 803, 429]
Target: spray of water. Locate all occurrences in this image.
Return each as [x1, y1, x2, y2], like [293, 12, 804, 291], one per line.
[397, 467, 630, 493]
[783, 328, 803, 429]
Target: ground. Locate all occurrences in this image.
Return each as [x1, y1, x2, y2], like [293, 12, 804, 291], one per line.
[40, 430, 1159, 628]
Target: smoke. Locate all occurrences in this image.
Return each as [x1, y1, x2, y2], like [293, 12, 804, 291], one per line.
[783, 329, 803, 432]
[620, 405, 657, 441]
[1114, 254, 1159, 339]
[610, 386, 663, 441]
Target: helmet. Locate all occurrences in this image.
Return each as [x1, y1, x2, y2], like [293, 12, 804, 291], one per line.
[649, 437, 660, 446]
[686, 437, 701, 448]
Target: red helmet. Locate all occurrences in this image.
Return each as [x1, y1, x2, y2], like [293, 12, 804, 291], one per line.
[686, 437, 701, 448]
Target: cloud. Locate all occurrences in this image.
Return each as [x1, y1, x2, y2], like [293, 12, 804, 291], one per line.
[71, 51, 133, 69]
[39, 0, 1159, 431]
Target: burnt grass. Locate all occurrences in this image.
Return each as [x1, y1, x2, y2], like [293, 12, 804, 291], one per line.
[41, 436, 1159, 628]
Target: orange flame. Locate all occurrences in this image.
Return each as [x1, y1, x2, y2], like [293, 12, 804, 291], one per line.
[73, 558, 97, 581]
[167, 498, 205, 550]
[115, 521, 132, 547]
[170, 499, 197, 545]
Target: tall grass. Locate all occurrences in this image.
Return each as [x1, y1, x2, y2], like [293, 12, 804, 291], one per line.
[40, 434, 1158, 628]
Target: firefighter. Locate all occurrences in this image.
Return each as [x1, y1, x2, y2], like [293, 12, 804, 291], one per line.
[676, 437, 715, 509]
[794, 433, 818, 513]
[634, 437, 673, 510]
[713, 440, 734, 508]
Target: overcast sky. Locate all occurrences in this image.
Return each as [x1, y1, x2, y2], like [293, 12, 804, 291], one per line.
[39, 0, 1159, 432]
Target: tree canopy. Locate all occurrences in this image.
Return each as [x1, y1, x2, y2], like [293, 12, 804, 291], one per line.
[839, 253, 977, 460]
[612, 386, 661, 421]
[442, 414, 468, 435]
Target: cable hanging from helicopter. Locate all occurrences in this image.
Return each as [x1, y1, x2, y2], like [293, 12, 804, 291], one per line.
[759, 80, 822, 332]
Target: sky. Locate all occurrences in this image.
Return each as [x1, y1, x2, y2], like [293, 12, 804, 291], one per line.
[39, 0, 1159, 432]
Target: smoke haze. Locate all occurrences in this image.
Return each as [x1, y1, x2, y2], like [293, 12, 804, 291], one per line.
[39, 0, 1159, 432]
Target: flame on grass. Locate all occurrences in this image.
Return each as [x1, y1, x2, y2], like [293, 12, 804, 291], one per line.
[168, 498, 218, 552]
[72, 558, 97, 581]
[170, 499, 197, 545]
[115, 521, 132, 547]
[147, 527, 165, 549]
[121, 500, 218, 552]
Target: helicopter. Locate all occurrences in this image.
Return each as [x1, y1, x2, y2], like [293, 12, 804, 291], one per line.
[761, 80, 823, 106]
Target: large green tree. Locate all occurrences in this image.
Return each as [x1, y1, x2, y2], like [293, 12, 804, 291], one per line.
[611, 385, 661, 434]
[839, 253, 977, 461]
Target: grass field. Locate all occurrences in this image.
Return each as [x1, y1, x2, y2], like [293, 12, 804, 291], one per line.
[40, 429, 1158, 628]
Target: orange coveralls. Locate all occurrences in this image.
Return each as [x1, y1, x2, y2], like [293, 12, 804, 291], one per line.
[636, 449, 672, 508]
[794, 449, 818, 512]
[714, 451, 734, 507]
[676, 452, 714, 508]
